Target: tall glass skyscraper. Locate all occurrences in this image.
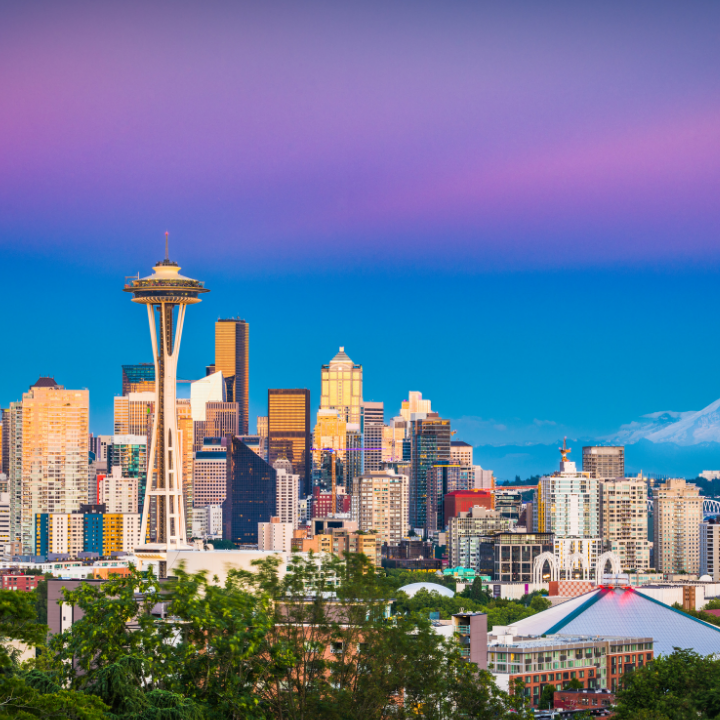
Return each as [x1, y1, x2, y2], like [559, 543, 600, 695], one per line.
[121, 363, 155, 395]
[268, 389, 311, 496]
[223, 437, 276, 544]
[214, 318, 249, 435]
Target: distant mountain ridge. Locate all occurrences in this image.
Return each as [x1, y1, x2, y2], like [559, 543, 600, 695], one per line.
[606, 398, 720, 446]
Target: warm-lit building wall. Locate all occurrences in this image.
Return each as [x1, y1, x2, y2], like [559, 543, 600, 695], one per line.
[268, 389, 311, 496]
[320, 348, 362, 426]
[20, 382, 89, 553]
[177, 398, 194, 539]
[215, 319, 249, 434]
[356, 470, 409, 544]
[113, 392, 154, 436]
[313, 409, 347, 473]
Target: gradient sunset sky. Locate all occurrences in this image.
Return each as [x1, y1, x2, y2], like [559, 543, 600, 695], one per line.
[1, 1, 719, 452]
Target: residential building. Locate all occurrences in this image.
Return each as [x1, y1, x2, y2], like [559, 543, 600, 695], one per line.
[700, 517, 720, 581]
[121, 364, 155, 396]
[356, 469, 409, 544]
[448, 507, 510, 569]
[193, 437, 228, 507]
[223, 437, 276, 544]
[554, 537, 604, 579]
[450, 440, 473, 467]
[345, 423, 362, 493]
[214, 318, 250, 434]
[107, 435, 147, 514]
[361, 402, 384, 473]
[98, 467, 138, 514]
[0, 492, 9, 544]
[553, 689, 616, 712]
[102, 513, 142, 554]
[274, 459, 299, 529]
[451, 612, 488, 667]
[312, 486, 351, 517]
[428, 463, 485, 532]
[492, 532, 555, 582]
[191, 505, 223, 539]
[268, 389, 311, 496]
[582, 446, 624, 479]
[443, 489, 493, 530]
[535, 444, 599, 539]
[13, 378, 89, 553]
[411, 415, 451, 531]
[258, 516, 293, 552]
[487, 631, 654, 703]
[0, 573, 40, 592]
[599, 476, 651, 571]
[320, 347, 363, 425]
[653, 478, 703, 574]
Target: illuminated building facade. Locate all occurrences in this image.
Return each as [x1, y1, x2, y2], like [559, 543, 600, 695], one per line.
[16, 378, 89, 553]
[268, 389, 311, 495]
[214, 318, 249, 434]
[320, 347, 362, 425]
[410, 415, 451, 531]
[121, 364, 155, 396]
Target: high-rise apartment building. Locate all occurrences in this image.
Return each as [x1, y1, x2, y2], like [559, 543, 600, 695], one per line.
[653, 478, 703, 574]
[98, 466, 138, 514]
[258, 516, 293, 553]
[223, 437, 276, 544]
[193, 437, 228, 507]
[121, 364, 155, 395]
[345, 424, 362, 494]
[268, 389, 311, 496]
[361, 402, 384, 473]
[273, 459, 299, 529]
[428, 461, 483, 533]
[215, 318, 249, 434]
[582, 446, 625, 479]
[114, 392, 154, 436]
[356, 469, 409, 544]
[700, 517, 720, 581]
[12, 378, 89, 552]
[535, 445, 599, 538]
[599, 476, 650, 571]
[410, 415, 451, 531]
[320, 347, 362, 425]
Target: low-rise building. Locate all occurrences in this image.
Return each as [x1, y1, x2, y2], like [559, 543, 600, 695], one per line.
[553, 688, 615, 711]
[487, 631, 654, 704]
[258, 516, 294, 553]
[0, 572, 40, 591]
[492, 532, 554, 582]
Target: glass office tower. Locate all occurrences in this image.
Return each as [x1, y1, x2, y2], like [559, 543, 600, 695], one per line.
[268, 389, 311, 496]
[214, 319, 249, 435]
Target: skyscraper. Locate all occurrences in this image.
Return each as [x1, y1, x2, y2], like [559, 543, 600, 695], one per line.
[599, 476, 650, 571]
[114, 392, 154, 435]
[215, 318, 249, 434]
[356, 469, 409, 544]
[121, 364, 155, 395]
[410, 415, 451, 531]
[14, 378, 89, 552]
[320, 347, 362, 425]
[124, 241, 209, 572]
[653, 478, 703, 574]
[582, 446, 625, 479]
[193, 437, 228, 507]
[223, 437, 276, 544]
[361, 401, 384, 473]
[273, 458, 299, 529]
[268, 389, 311, 496]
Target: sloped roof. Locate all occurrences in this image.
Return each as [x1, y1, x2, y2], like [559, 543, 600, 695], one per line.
[31, 377, 59, 388]
[509, 587, 720, 656]
[330, 346, 354, 364]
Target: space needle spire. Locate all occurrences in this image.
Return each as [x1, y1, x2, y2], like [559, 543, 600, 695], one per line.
[124, 235, 209, 576]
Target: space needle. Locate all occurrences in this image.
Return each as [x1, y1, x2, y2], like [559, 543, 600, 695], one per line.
[124, 233, 209, 576]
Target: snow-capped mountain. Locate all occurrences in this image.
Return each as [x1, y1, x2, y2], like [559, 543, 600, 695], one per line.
[607, 398, 720, 446]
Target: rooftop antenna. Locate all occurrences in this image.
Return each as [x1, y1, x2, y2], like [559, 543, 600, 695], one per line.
[165, 231, 169, 261]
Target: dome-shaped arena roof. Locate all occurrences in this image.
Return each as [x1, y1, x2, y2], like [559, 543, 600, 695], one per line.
[699, 574, 713, 582]
[398, 582, 455, 598]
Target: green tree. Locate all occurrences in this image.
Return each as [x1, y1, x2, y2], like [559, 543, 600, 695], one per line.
[614, 648, 720, 720]
[565, 677, 584, 690]
[538, 683, 556, 709]
[459, 578, 490, 604]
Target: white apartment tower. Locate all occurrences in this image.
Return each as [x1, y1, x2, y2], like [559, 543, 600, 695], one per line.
[356, 469, 409, 544]
[653, 478, 703, 574]
[273, 458, 299, 529]
[599, 476, 651, 571]
[99, 466, 139, 514]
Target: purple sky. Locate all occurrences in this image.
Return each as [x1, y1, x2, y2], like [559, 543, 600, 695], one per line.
[1, 1, 719, 272]
[2, 1, 720, 476]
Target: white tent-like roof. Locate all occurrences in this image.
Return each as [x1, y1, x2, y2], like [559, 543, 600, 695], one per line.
[507, 587, 720, 656]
